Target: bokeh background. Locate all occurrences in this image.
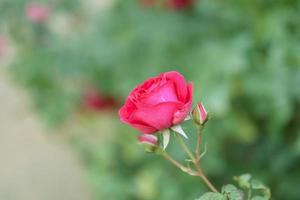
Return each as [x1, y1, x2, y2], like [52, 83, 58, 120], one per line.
[1, 0, 300, 199]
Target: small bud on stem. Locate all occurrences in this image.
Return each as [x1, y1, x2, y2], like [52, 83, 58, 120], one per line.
[138, 134, 158, 146]
[192, 102, 208, 126]
[138, 134, 159, 152]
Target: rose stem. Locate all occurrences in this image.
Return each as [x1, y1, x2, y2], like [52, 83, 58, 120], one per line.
[175, 134, 196, 162]
[195, 169, 219, 193]
[162, 151, 186, 169]
[160, 125, 219, 193]
[194, 125, 219, 193]
[247, 187, 252, 200]
[195, 125, 203, 163]
[161, 151, 196, 175]
[161, 147, 218, 192]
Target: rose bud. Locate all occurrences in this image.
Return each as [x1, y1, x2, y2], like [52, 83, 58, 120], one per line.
[138, 134, 159, 152]
[166, 0, 193, 10]
[26, 3, 51, 23]
[119, 71, 193, 134]
[192, 102, 208, 125]
[138, 134, 158, 146]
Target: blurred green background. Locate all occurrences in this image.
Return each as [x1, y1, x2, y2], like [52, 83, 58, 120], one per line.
[1, 0, 300, 199]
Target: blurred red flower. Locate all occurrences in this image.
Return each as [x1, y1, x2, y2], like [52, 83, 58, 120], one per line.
[26, 3, 51, 23]
[139, 0, 194, 10]
[83, 89, 117, 111]
[167, 0, 194, 10]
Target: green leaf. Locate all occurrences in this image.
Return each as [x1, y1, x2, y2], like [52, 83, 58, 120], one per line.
[251, 179, 266, 190]
[251, 179, 271, 199]
[251, 196, 268, 200]
[196, 192, 226, 200]
[222, 184, 244, 200]
[234, 174, 252, 189]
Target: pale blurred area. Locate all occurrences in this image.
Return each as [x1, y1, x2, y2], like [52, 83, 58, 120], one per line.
[0, 68, 92, 200]
[0, 1, 113, 199]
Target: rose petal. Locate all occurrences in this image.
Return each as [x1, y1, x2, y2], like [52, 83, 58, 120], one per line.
[132, 102, 183, 130]
[172, 83, 193, 124]
[172, 100, 192, 124]
[119, 99, 157, 133]
[186, 82, 193, 103]
[139, 81, 178, 106]
[164, 71, 188, 102]
[130, 121, 158, 134]
[118, 98, 137, 123]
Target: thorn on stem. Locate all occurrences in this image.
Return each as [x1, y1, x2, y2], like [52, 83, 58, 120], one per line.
[200, 142, 208, 159]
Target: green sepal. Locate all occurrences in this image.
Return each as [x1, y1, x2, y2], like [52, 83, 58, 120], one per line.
[140, 143, 159, 153]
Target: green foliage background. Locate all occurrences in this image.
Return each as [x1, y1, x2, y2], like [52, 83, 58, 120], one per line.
[1, 0, 300, 199]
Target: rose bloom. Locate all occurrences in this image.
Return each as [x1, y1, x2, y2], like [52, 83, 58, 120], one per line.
[26, 3, 51, 23]
[119, 71, 193, 134]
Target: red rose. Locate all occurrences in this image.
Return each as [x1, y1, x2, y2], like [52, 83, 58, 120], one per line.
[119, 71, 193, 134]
